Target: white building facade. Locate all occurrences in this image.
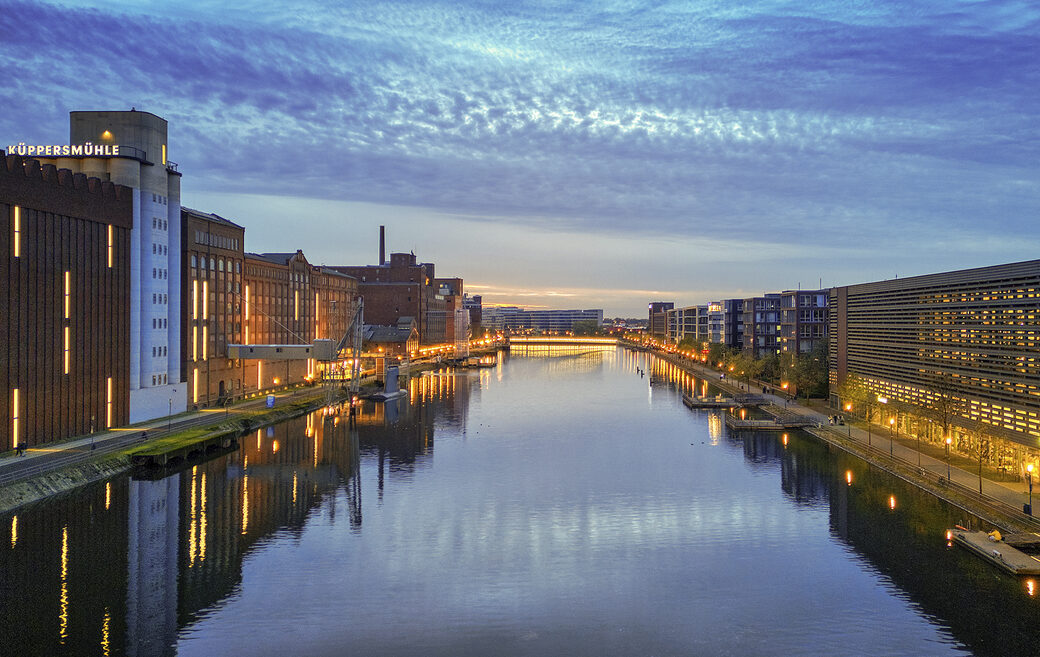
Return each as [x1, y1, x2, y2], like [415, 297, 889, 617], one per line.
[39, 110, 186, 421]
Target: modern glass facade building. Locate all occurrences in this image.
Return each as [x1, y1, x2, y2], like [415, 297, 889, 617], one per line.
[829, 260, 1040, 449]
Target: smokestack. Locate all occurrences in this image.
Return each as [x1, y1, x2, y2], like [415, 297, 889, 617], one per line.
[379, 225, 385, 266]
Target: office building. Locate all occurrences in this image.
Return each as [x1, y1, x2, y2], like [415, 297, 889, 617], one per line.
[742, 294, 782, 358]
[829, 260, 1040, 450]
[779, 289, 828, 356]
[648, 302, 673, 338]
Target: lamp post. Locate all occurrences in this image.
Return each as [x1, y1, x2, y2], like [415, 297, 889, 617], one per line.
[945, 436, 952, 482]
[889, 415, 896, 457]
[845, 403, 852, 438]
[1027, 464, 1034, 516]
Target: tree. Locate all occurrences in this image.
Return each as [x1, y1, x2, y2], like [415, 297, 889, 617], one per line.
[707, 342, 728, 367]
[923, 370, 963, 445]
[571, 320, 601, 336]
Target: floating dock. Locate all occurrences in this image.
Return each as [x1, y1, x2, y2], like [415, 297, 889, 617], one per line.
[682, 393, 740, 409]
[949, 529, 1040, 575]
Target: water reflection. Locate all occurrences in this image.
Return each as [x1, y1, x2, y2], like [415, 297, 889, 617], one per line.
[1, 350, 1038, 656]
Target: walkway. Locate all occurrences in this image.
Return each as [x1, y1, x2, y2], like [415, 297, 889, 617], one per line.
[0, 385, 339, 488]
[658, 352, 1039, 530]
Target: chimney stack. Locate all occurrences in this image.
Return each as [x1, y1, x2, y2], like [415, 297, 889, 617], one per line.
[379, 225, 385, 266]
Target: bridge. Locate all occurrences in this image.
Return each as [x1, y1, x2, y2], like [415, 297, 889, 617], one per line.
[507, 336, 619, 346]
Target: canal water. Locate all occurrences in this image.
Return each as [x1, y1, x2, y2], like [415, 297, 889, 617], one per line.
[2, 346, 1038, 656]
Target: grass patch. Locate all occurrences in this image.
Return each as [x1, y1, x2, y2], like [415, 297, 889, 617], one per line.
[122, 428, 215, 456]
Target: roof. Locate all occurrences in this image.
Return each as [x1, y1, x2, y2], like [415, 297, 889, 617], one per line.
[251, 251, 307, 266]
[182, 206, 245, 229]
[363, 324, 416, 344]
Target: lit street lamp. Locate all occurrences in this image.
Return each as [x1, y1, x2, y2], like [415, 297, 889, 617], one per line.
[1028, 464, 1035, 516]
[945, 436, 953, 482]
[889, 416, 896, 457]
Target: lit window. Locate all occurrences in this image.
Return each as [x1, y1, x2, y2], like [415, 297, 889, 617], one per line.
[192, 281, 198, 319]
[295, 291, 299, 321]
[193, 326, 198, 361]
[107, 225, 113, 267]
[11, 388, 19, 448]
[106, 377, 113, 428]
[64, 327, 70, 374]
[203, 325, 208, 360]
[12, 206, 21, 258]
[64, 271, 71, 318]
[203, 281, 209, 319]
[193, 368, 199, 403]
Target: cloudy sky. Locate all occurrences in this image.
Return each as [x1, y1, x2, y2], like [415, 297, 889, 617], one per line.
[2, 1, 1038, 316]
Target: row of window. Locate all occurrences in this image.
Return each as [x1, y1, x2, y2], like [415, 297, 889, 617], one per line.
[152, 293, 168, 305]
[194, 231, 239, 251]
[191, 254, 241, 273]
[152, 268, 167, 279]
[151, 374, 168, 386]
[152, 243, 168, 255]
[151, 193, 169, 206]
[151, 346, 168, 357]
[152, 217, 168, 231]
[152, 318, 167, 329]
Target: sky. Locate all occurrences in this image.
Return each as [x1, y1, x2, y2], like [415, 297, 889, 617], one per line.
[2, 0, 1038, 316]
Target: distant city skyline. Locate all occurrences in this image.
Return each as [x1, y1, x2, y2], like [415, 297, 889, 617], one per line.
[3, 0, 1037, 315]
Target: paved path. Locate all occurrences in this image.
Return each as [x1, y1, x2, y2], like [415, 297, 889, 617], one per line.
[0, 386, 333, 487]
[660, 353, 1038, 525]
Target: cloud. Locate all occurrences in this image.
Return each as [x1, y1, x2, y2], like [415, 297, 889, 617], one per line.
[2, 0, 1038, 313]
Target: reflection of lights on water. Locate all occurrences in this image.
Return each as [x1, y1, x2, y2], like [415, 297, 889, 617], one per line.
[10, 515, 16, 548]
[889, 495, 897, 510]
[708, 413, 722, 444]
[59, 525, 68, 642]
[105, 481, 111, 510]
[946, 529, 953, 541]
[272, 440, 280, 453]
[782, 434, 789, 447]
[845, 470, 852, 485]
[101, 608, 111, 656]
[1026, 579, 1036, 597]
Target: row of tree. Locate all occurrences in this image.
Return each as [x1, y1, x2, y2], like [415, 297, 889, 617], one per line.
[673, 337, 829, 398]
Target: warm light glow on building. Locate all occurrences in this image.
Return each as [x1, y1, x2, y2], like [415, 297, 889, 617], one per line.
[105, 377, 113, 428]
[845, 470, 853, 486]
[202, 325, 208, 360]
[257, 361, 262, 389]
[294, 290, 299, 321]
[107, 224, 113, 267]
[12, 388, 20, 448]
[193, 368, 199, 403]
[244, 325, 250, 345]
[203, 281, 209, 319]
[64, 270, 71, 318]
[161, 143, 167, 165]
[63, 326, 70, 374]
[244, 284, 250, 320]
[192, 326, 198, 361]
[12, 205, 21, 257]
[192, 280, 199, 319]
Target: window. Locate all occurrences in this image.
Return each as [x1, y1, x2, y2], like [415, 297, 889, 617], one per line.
[219, 260, 224, 272]
[152, 375, 157, 385]
[12, 206, 20, 258]
[106, 377, 113, 428]
[152, 268, 156, 279]
[153, 218, 157, 229]
[152, 293, 156, 304]
[152, 319, 156, 329]
[64, 271, 71, 318]
[210, 258, 215, 270]
[192, 254, 197, 268]
[12, 388, 20, 447]
[107, 225, 114, 267]
[63, 327, 70, 374]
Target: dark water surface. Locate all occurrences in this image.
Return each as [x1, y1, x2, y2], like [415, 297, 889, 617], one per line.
[3, 347, 1039, 656]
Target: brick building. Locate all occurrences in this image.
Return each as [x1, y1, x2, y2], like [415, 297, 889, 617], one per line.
[1, 152, 133, 449]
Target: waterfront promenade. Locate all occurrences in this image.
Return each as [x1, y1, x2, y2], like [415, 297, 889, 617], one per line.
[649, 348, 1040, 534]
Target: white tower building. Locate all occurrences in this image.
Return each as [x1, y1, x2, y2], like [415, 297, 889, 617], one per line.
[41, 110, 186, 421]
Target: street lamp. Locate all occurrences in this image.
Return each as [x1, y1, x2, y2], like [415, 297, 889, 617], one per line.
[889, 416, 896, 457]
[1027, 464, 1034, 516]
[845, 403, 852, 437]
[945, 436, 952, 482]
